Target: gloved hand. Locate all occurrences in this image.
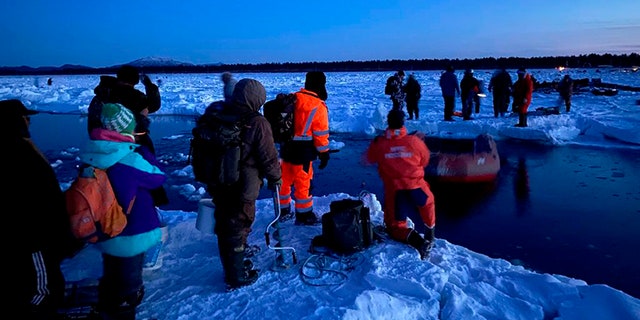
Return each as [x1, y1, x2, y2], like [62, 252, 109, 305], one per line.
[141, 74, 153, 87]
[318, 152, 330, 170]
[267, 178, 282, 191]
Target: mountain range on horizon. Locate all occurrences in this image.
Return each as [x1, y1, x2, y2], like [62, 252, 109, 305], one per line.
[1, 54, 638, 76]
[1, 56, 203, 70]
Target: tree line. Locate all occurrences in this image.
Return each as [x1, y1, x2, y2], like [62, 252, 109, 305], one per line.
[1, 53, 638, 76]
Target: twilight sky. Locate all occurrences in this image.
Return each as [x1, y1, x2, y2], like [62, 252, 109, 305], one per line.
[1, 0, 639, 68]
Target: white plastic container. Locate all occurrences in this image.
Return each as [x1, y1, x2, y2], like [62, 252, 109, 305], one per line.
[196, 198, 215, 234]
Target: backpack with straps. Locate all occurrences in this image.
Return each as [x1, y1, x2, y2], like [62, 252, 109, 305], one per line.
[65, 165, 131, 243]
[263, 93, 296, 144]
[385, 76, 395, 95]
[189, 103, 258, 187]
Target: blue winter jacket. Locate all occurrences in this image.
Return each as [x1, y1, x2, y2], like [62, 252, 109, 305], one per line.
[79, 139, 167, 257]
[439, 70, 461, 97]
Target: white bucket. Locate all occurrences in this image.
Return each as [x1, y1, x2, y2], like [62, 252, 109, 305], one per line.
[196, 198, 215, 234]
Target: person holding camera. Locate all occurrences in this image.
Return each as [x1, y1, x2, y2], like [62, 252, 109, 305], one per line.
[87, 65, 169, 206]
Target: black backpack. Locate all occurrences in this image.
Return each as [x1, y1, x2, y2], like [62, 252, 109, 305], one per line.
[189, 103, 258, 187]
[263, 93, 296, 144]
[317, 198, 374, 255]
[384, 76, 395, 95]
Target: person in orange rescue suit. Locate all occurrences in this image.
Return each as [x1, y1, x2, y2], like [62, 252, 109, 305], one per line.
[364, 109, 436, 260]
[512, 68, 534, 127]
[278, 71, 330, 225]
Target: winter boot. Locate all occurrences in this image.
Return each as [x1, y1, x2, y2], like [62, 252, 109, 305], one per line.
[279, 205, 294, 222]
[222, 247, 259, 291]
[515, 113, 528, 127]
[294, 211, 318, 226]
[243, 243, 261, 258]
[408, 230, 432, 261]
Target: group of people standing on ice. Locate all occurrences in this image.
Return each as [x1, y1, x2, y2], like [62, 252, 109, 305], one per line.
[388, 66, 573, 128]
[439, 65, 536, 127]
[10, 67, 438, 319]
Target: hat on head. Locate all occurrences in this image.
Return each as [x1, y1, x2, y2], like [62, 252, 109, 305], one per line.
[231, 78, 267, 112]
[221, 72, 234, 83]
[117, 65, 140, 85]
[387, 109, 405, 129]
[305, 71, 328, 101]
[101, 103, 136, 137]
[222, 72, 237, 101]
[517, 68, 526, 75]
[465, 68, 474, 75]
[0, 99, 39, 117]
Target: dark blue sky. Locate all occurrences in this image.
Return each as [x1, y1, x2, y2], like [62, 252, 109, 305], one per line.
[1, 0, 639, 68]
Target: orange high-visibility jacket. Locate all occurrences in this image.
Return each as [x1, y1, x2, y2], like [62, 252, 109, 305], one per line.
[280, 89, 330, 164]
[365, 127, 429, 190]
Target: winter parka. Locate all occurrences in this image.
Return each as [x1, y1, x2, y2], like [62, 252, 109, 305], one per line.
[79, 129, 167, 257]
[213, 81, 282, 202]
[439, 70, 460, 97]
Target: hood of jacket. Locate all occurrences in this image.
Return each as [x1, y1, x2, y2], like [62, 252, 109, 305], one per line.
[229, 78, 266, 114]
[79, 139, 138, 169]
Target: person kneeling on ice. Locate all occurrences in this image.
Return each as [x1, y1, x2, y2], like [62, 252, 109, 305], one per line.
[363, 109, 436, 260]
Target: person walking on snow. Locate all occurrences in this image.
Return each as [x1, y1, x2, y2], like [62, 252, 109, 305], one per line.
[364, 109, 437, 260]
[278, 71, 331, 225]
[512, 68, 534, 127]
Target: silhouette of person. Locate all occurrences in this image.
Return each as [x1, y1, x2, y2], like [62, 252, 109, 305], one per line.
[439, 65, 460, 121]
[402, 73, 421, 120]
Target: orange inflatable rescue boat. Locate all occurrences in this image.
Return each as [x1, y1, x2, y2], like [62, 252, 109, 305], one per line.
[423, 134, 500, 183]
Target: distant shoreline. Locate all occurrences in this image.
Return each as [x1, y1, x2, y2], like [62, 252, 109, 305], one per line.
[2, 53, 638, 76]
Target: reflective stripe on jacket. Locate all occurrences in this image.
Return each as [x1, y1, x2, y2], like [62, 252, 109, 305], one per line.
[280, 89, 329, 164]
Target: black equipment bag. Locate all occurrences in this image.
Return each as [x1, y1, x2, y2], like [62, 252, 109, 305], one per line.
[320, 199, 374, 255]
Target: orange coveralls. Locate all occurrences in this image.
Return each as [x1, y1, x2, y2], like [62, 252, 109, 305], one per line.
[279, 89, 330, 214]
[365, 127, 436, 241]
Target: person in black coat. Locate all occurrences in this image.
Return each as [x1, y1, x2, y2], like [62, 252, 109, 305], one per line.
[488, 67, 513, 117]
[1, 99, 80, 319]
[402, 74, 422, 120]
[460, 69, 481, 120]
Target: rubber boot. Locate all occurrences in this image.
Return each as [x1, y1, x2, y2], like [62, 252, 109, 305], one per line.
[220, 245, 258, 291]
[279, 205, 293, 222]
[407, 230, 431, 260]
[515, 113, 527, 127]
